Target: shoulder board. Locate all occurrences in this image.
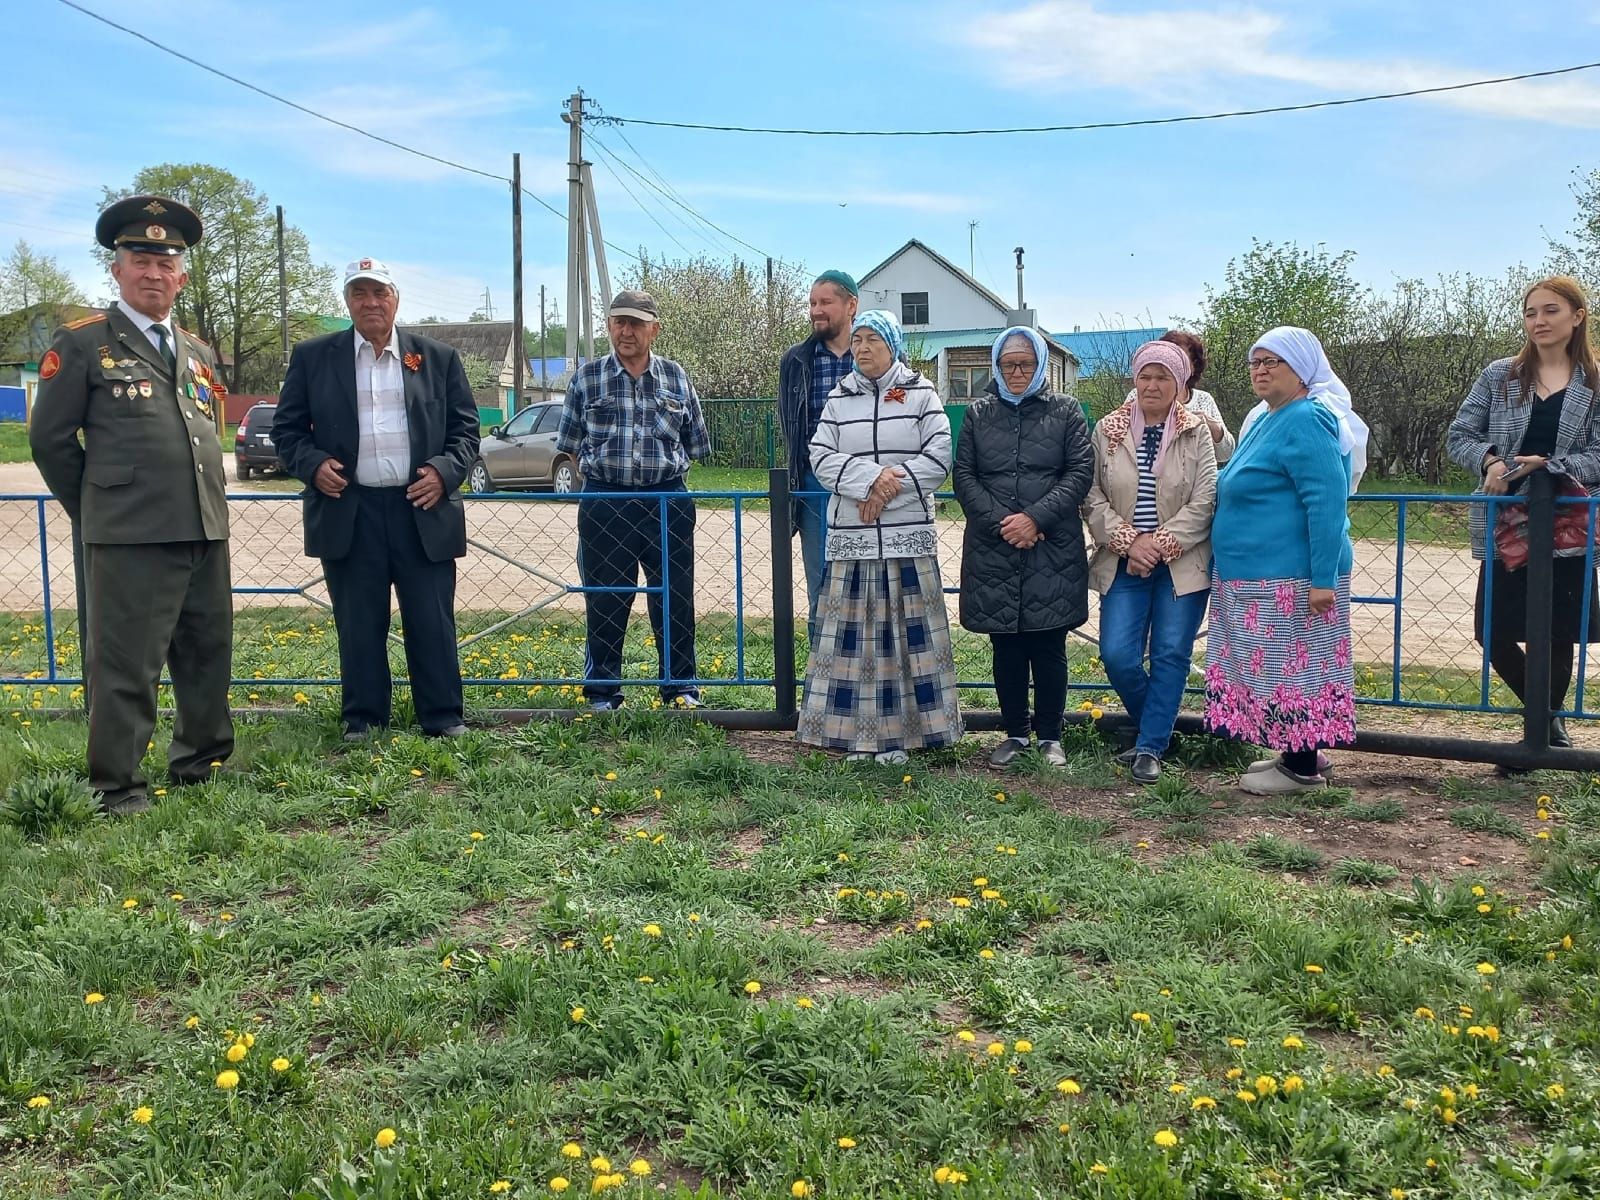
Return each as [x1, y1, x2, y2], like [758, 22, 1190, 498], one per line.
[178, 326, 210, 349]
[63, 313, 107, 330]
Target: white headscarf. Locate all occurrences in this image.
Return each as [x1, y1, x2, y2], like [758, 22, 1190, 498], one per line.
[1238, 326, 1368, 492]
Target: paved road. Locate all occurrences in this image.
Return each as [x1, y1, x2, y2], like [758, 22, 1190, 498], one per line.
[0, 459, 1496, 673]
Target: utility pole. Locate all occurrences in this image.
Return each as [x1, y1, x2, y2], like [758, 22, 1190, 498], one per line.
[563, 90, 585, 365]
[511, 152, 524, 416]
[480, 287, 494, 321]
[276, 205, 289, 375]
[581, 161, 612, 314]
[539, 283, 548, 399]
[969, 220, 978, 277]
[765, 256, 775, 337]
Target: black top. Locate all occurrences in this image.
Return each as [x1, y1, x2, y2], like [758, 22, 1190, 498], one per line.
[1519, 387, 1566, 457]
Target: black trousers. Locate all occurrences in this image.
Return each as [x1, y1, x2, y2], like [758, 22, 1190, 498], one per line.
[576, 481, 698, 703]
[990, 626, 1069, 741]
[323, 486, 463, 733]
[83, 539, 233, 802]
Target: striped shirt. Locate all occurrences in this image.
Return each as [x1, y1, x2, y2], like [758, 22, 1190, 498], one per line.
[1133, 425, 1163, 531]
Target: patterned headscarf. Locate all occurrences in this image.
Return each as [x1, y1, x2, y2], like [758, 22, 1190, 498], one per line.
[991, 326, 1049, 405]
[1129, 340, 1192, 478]
[851, 309, 905, 370]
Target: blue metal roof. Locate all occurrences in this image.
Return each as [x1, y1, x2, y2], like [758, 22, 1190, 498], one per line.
[1048, 326, 1168, 375]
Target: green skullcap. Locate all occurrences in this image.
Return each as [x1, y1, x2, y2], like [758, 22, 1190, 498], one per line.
[814, 269, 859, 297]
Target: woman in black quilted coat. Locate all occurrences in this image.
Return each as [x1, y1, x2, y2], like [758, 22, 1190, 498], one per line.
[953, 326, 1095, 768]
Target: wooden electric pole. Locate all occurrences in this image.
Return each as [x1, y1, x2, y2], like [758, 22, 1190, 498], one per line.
[511, 152, 524, 416]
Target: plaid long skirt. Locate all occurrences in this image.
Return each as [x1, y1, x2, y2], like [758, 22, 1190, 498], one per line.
[797, 556, 965, 754]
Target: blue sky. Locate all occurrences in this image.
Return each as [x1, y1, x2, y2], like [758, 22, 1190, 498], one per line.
[6, 0, 1600, 332]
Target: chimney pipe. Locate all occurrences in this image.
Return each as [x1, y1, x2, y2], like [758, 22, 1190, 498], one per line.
[1014, 246, 1025, 308]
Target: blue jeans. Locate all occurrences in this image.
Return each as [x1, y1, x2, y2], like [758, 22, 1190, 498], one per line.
[1099, 561, 1208, 756]
[795, 469, 829, 639]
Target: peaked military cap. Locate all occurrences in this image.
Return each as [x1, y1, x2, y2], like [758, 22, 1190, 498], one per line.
[95, 195, 203, 255]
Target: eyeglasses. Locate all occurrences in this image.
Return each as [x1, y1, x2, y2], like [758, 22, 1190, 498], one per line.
[1247, 356, 1287, 372]
[997, 359, 1036, 375]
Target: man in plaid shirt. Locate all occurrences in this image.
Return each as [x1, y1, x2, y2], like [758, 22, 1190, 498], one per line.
[557, 289, 711, 709]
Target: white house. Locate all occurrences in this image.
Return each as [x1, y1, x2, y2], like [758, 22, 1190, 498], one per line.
[857, 239, 1077, 401]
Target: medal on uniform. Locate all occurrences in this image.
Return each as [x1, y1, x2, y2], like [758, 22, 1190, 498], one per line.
[101, 355, 116, 369]
[138, 380, 152, 398]
[113, 384, 123, 398]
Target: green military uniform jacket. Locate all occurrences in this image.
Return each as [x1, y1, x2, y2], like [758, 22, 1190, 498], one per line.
[29, 306, 229, 543]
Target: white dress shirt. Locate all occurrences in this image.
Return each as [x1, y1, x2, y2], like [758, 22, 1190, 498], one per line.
[353, 328, 411, 487]
[116, 299, 176, 359]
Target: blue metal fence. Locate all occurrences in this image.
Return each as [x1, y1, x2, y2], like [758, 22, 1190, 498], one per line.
[3, 482, 1597, 723]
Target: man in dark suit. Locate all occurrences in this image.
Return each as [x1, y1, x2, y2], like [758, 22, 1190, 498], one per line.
[29, 195, 232, 816]
[272, 259, 479, 739]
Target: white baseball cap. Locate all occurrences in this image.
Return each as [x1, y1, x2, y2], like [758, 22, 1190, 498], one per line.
[344, 257, 397, 290]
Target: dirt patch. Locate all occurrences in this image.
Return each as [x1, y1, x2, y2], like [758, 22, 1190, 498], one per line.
[712, 825, 764, 868]
[439, 897, 545, 950]
[764, 914, 905, 952]
[766, 974, 900, 1005]
[723, 732, 1552, 887]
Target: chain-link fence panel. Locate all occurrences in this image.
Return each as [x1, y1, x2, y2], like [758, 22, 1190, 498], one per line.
[698, 398, 779, 470]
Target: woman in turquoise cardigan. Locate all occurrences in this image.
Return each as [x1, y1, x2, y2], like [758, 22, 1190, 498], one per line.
[1204, 326, 1357, 794]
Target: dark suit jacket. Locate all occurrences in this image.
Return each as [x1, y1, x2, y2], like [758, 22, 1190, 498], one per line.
[272, 328, 479, 562]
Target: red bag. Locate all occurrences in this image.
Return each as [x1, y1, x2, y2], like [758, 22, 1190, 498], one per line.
[1492, 473, 1596, 571]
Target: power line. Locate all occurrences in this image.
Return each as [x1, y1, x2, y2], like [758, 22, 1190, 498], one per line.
[589, 138, 731, 257]
[586, 143, 694, 256]
[604, 59, 1600, 137]
[589, 131, 773, 260]
[49, 0, 643, 265]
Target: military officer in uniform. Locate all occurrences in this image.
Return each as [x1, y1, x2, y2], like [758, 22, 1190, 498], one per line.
[28, 195, 233, 816]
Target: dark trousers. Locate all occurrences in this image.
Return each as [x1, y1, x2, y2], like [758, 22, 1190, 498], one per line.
[83, 539, 234, 802]
[323, 486, 463, 733]
[990, 626, 1069, 741]
[1488, 636, 1575, 711]
[576, 479, 698, 703]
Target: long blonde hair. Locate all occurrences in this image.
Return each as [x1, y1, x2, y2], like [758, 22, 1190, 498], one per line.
[1509, 276, 1598, 402]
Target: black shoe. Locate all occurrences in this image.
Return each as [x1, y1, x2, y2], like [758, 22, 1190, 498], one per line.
[1115, 748, 1139, 767]
[425, 723, 469, 738]
[170, 767, 231, 787]
[586, 698, 621, 713]
[101, 793, 152, 818]
[1132, 753, 1162, 784]
[343, 725, 372, 743]
[1550, 717, 1572, 748]
[1495, 763, 1531, 779]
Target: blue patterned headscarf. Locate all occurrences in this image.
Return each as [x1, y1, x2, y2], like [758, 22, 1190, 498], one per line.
[991, 325, 1049, 404]
[851, 309, 905, 367]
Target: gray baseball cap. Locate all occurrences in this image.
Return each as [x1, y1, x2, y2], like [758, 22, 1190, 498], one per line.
[609, 289, 659, 322]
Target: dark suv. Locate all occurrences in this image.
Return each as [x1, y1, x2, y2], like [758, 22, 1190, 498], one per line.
[234, 402, 280, 480]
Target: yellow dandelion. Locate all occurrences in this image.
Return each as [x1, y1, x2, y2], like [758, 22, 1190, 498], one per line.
[642, 923, 662, 937]
[629, 1159, 651, 1177]
[1227, 1037, 1248, 1048]
[1303, 963, 1323, 974]
[84, 992, 105, 1005]
[122, 898, 139, 910]
[1390, 1190, 1407, 1200]
[1546, 1083, 1566, 1100]
[1056, 1078, 1082, 1095]
[131, 1105, 153, 1124]
[550, 1179, 570, 1194]
[1131, 1011, 1152, 1024]
[1191, 1095, 1217, 1110]
[933, 1167, 953, 1184]
[26, 1095, 50, 1109]
[1154, 1129, 1178, 1148]
[169, 893, 184, 901]
[491, 1183, 512, 1195]
[795, 996, 815, 1009]
[1090, 1163, 1108, 1176]
[1377, 1064, 1395, 1077]
[743, 980, 762, 996]
[1168, 1082, 1187, 1094]
[1536, 830, 1551, 840]
[1225, 1067, 1243, 1081]
[226, 1042, 247, 1063]
[986, 1041, 1006, 1057]
[1477, 903, 1493, 914]
[1255, 1075, 1278, 1096]
[1414, 1006, 1436, 1020]
[1476, 962, 1497, 975]
[1236, 1089, 1258, 1103]
[1058, 1122, 1071, 1133]
[1441, 1107, 1458, 1124]
[979, 948, 996, 960]
[560, 1142, 583, 1159]
[215, 1070, 239, 1090]
[604, 772, 617, 781]
[1283, 1075, 1305, 1093]
[957, 1030, 977, 1043]
[1282, 1035, 1304, 1049]
[1014, 1039, 1033, 1053]
[791, 1182, 812, 1199]
[916, 919, 933, 930]
[570, 1007, 586, 1022]
[184, 1015, 200, 1029]
[590, 1156, 611, 1173]
[470, 831, 485, 841]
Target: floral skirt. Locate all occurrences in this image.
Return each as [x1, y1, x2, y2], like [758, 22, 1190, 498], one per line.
[797, 557, 965, 753]
[1203, 572, 1356, 752]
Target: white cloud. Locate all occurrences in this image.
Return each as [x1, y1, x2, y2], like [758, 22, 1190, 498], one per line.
[962, 1, 1600, 128]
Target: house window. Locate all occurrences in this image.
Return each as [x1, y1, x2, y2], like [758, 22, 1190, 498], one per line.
[947, 367, 991, 399]
[901, 292, 929, 326]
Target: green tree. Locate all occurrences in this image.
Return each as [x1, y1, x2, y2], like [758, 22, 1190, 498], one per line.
[0, 240, 86, 312]
[1191, 240, 1366, 426]
[98, 164, 339, 392]
[460, 353, 499, 394]
[621, 253, 810, 396]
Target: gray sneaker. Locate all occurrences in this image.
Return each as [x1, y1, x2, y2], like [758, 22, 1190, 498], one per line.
[989, 737, 1030, 767]
[874, 749, 910, 765]
[1038, 740, 1067, 767]
[1246, 753, 1334, 778]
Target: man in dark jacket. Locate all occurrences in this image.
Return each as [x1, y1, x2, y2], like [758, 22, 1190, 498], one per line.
[952, 327, 1095, 768]
[776, 270, 857, 632]
[272, 258, 479, 739]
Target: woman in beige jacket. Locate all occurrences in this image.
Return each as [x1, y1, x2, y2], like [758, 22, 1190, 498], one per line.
[1084, 341, 1218, 783]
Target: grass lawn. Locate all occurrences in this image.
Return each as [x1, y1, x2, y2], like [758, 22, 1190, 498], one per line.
[0, 421, 29, 464]
[1, 711, 1597, 1198]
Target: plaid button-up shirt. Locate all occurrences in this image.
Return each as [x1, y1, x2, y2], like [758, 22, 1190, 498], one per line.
[810, 341, 853, 431]
[556, 352, 711, 486]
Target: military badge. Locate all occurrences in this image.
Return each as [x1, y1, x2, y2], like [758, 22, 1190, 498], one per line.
[145, 224, 166, 241]
[113, 384, 124, 398]
[138, 380, 153, 398]
[101, 356, 116, 369]
[39, 350, 60, 379]
[142, 200, 167, 215]
[197, 397, 213, 420]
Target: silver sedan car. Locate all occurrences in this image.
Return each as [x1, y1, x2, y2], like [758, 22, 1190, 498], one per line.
[467, 402, 580, 493]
